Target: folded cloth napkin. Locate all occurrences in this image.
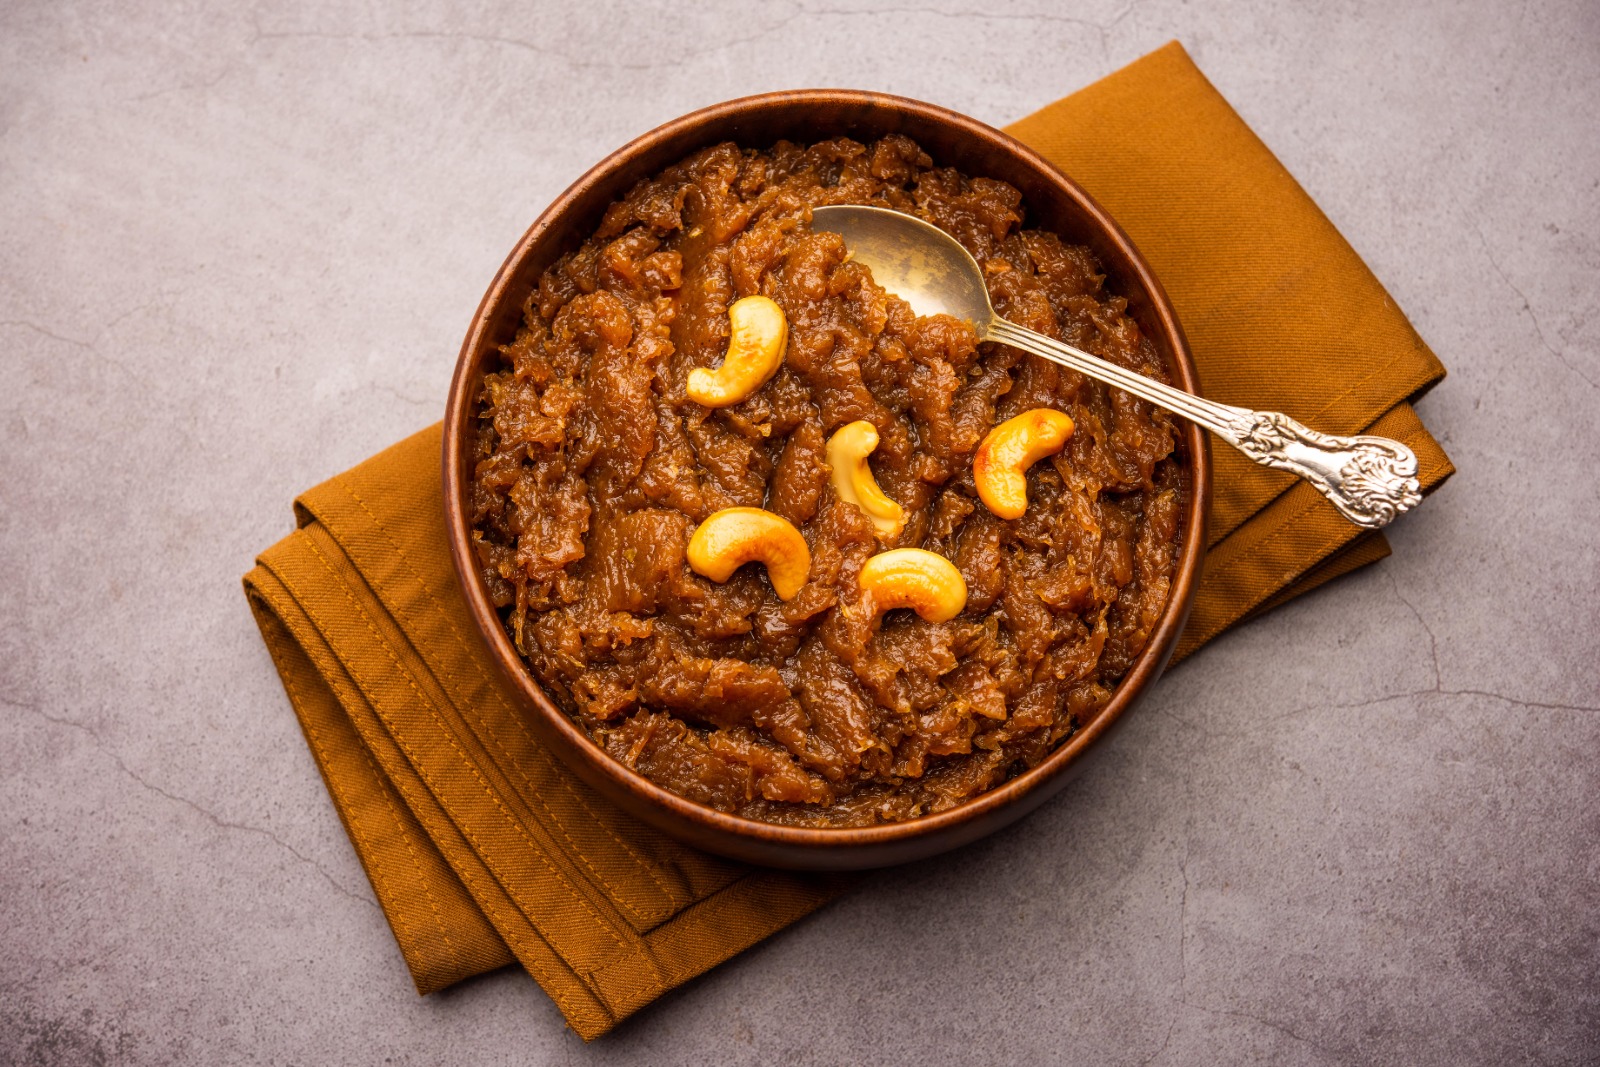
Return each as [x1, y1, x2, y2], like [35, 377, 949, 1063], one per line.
[243, 40, 1453, 1039]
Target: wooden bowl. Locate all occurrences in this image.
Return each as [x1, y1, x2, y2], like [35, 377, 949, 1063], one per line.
[443, 90, 1210, 870]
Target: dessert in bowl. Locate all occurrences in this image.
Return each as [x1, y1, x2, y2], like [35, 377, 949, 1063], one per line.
[444, 91, 1209, 869]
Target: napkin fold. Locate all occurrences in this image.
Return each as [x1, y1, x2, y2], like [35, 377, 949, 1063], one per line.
[243, 40, 1453, 1039]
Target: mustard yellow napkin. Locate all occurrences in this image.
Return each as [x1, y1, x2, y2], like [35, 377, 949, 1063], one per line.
[243, 41, 1452, 1039]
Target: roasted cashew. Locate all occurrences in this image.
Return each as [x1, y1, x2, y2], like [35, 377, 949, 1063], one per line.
[825, 420, 906, 539]
[972, 408, 1075, 520]
[686, 295, 788, 408]
[857, 548, 967, 623]
[686, 506, 811, 601]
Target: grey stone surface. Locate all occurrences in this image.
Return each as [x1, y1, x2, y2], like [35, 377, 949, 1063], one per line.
[2, 0, 1596, 1062]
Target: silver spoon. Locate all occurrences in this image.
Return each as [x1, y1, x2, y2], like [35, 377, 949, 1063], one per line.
[810, 204, 1422, 529]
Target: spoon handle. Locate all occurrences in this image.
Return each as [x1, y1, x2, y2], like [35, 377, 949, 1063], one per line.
[984, 318, 1423, 529]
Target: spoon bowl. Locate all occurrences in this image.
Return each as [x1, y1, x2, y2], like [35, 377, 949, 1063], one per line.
[811, 204, 996, 323]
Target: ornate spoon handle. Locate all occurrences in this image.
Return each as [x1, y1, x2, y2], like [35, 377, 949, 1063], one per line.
[984, 318, 1423, 529]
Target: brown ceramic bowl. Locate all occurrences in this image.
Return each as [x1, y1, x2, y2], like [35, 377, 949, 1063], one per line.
[443, 90, 1210, 870]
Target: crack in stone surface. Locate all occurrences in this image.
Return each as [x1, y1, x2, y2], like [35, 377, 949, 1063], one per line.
[1137, 1015, 1177, 1067]
[0, 319, 96, 352]
[249, 20, 801, 72]
[1370, 572, 1598, 711]
[803, 2, 1135, 39]
[1472, 222, 1596, 390]
[1182, 999, 1349, 1057]
[1164, 828, 1350, 1058]
[1140, 786, 1197, 1066]
[369, 380, 438, 408]
[5, 695, 377, 910]
[1177, 832, 1191, 999]
[1157, 572, 1598, 737]
[249, 3, 1134, 72]
[131, 66, 235, 104]
[2, 315, 157, 390]
[1386, 571, 1441, 690]
[1334, 686, 1600, 715]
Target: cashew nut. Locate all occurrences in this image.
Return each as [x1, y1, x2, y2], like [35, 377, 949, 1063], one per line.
[686, 506, 811, 601]
[686, 295, 788, 408]
[857, 548, 968, 623]
[972, 408, 1075, 520]
[825, 420, 906, 539]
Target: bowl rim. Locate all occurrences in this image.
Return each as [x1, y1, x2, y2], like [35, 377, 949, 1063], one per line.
[443, 88, 1210, 859]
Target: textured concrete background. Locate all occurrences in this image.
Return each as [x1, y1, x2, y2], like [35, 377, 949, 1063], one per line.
[3, 0, 1597, 1063]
